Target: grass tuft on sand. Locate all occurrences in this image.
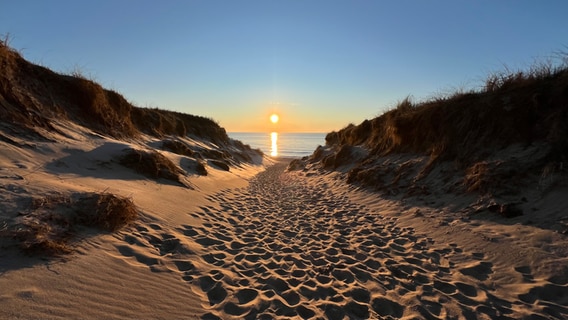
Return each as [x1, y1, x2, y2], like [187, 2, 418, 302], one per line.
[118, 148, 185, 182]
[7, 192, 138, 256]
[319, 58, 568, 197]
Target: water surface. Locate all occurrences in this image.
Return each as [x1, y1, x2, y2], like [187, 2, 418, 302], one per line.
[229, 132, 326, 158]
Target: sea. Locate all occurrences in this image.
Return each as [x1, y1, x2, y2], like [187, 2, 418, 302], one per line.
[229, 132, 327, 158]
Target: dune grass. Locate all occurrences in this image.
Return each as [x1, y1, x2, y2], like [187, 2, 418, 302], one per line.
[118, 148, 185, 182]
[161, 139, 195, 157]
[0, 39, 229, 144]
[76, 193, 138, 232]
[326, 60, 568, 166]
[320, 58, 568, 199]
[8, 192, 138, 256]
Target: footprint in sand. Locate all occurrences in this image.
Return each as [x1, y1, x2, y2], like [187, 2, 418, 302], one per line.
[371, 297, 405, 318]
[115, 244, 160, 268]
[459, 261, 493, 281]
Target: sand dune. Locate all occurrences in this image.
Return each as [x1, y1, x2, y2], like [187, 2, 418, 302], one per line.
[0, 115, 565, 319]
[0, 138, 568, 319]
[0, 124, 568, 319]
[0, 120, 264, 319]
[1, 128, 567, 319]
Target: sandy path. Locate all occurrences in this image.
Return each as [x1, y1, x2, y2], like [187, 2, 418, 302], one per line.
[126, 161, 564, 319]
[4, 156, 564, 319]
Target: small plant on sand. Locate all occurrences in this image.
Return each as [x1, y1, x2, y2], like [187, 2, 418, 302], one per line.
[11, 195, 74, 255]
[9, 192, 138, 256]
[76, 193, 138, 232]
[161, 139, 194, 157]
[13, 217, 74, 255]
[118, 148, 185, 182]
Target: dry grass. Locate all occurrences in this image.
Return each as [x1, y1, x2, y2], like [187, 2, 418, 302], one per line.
[0, 40, 230, 143]
[66, 78, 139, 137]
[195, 160, 208, 176]
[13, 216, 73, 255]
[463, 162, 491, 193]
[131, 107, 228, 143]
[209, 159, 230, 171]
[75, 193, 138, 232]
[484, 61, 560, 92]
[320, 58, 568, 198]
[327, 62, 568, 165]
[7, 192, 138, 256]
[161, 139, 194, 157]
[118, 148, 184, 182]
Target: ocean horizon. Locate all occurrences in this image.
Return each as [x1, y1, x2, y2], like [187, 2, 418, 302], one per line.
[229, 132, 326, 158]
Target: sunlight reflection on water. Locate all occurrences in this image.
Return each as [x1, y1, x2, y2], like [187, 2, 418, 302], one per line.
[229, 132, 325, 158]
[270, 132, 278, 157]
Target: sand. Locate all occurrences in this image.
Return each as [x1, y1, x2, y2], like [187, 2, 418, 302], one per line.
[1, 123, 567, 319]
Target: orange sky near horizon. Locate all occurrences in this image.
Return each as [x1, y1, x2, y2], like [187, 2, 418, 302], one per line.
[221, 115, 338, 133]
[219, 105, 347, 133]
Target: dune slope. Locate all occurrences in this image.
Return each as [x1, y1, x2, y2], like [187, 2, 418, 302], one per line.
[0, 40, 267, 319]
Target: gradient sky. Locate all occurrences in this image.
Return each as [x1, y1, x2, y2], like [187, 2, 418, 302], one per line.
[2, 1, 567, 132]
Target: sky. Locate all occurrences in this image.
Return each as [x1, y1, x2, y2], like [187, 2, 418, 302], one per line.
[2, 1, 567, 133]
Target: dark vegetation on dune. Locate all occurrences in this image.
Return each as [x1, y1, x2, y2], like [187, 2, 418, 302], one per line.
[324, 66, 568, 164]
[297, 56, 568, 218]
[8, 192, 138, 256]
[0, 38, 261, 255]
[0, 39, 261, 175]
[0, 39, 249, 147]
[118, 148, 186, 182]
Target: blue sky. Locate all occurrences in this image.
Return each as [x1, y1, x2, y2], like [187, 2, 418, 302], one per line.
[2, 1, 567, 132]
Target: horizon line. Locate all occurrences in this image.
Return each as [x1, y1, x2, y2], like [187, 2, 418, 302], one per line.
[228, 131, 328, 134]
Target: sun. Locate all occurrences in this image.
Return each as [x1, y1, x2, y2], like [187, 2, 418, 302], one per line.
[270, 113, 279, 124]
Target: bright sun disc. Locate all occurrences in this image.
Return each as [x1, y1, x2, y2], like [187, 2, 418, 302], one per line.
[270, 114, 279, 124]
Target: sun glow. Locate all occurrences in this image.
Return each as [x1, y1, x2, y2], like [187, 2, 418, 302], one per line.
[270, 114, 279, 124]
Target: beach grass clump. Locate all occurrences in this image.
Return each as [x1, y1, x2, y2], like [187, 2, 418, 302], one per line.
[12, 195, 75, 255]
[195, 160, 208, 176]
[208, 159, 230, 171]
[161, 139, 194, 157]
[118, 148, 184, 182]
[8, 192, 138, 256]
[180, 157, 208, 176]
[75, 193, 138, 232]
[13, 215, 74, 255]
